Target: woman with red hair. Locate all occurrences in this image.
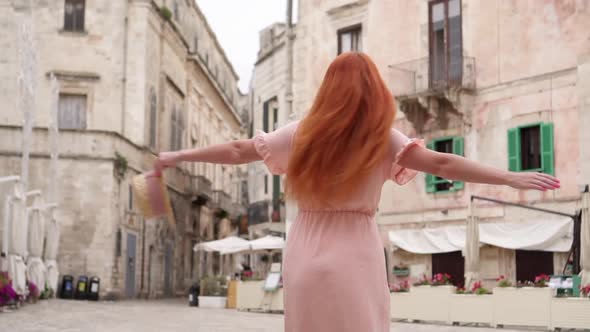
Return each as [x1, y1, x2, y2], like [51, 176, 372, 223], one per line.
[156, 52, 559, 331]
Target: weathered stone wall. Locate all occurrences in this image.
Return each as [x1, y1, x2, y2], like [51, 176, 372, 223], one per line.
[294, 0, 590, 284]
[0, 0, 244, 299]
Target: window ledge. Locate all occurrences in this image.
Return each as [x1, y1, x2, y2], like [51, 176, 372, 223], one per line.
[58, 29, 88, 37]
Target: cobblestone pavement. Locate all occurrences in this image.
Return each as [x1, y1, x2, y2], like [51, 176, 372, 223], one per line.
[0, 299, 534, 332]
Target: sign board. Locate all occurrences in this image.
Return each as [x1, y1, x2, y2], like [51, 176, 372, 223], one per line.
[264, 272, 281, 291]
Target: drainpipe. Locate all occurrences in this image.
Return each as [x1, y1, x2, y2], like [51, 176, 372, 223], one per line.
[121, 1, 130, 137]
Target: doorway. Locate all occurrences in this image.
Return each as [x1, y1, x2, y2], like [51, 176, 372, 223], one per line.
[125, 233, 137, 298]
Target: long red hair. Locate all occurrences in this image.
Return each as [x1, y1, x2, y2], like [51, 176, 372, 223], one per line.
[287, 52, 396, 204]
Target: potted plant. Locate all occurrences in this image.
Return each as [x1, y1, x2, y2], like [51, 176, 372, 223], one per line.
[496, 275, 512, 288]
[581, 284, 590, 298]
[26, 281, 39, 304]
[412, 274, 430, 287]
[198, 276, 228, 309]
[39, 283, 54, 300]
[389, 280, 410, 293]
[0, 272, 18, 311]
[431, 273, 452, 286]
[492, 275, 554, 329]
[392, 262, 410, 276]
[533, 274, 550, 288]
[449, 280, 493, 325]
[471, 281, 491, 295]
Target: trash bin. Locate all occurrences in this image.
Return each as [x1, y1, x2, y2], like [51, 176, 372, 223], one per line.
[75, 276, 88, 300]
[60, 275, 74, 299]
[87, 277, 100, 301]
[189, 283, 200, 306]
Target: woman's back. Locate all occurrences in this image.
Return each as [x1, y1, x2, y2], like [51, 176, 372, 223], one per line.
[254, 120, 423, 214]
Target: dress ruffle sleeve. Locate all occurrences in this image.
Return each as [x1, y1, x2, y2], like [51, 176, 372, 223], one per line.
[253, 131, 287, 175]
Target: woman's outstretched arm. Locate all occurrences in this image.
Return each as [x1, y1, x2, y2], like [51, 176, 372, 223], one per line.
[397, 146, 560, 191]
[155, 139, 262, 170]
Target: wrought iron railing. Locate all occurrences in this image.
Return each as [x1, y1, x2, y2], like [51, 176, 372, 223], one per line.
[388, 56, 476, 97]
[192, 175, 212, 199]
[248, 200, 270, 225]
[212, 190, 232, 213]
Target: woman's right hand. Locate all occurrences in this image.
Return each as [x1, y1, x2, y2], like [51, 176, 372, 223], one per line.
[507, 172, 560, 191]
[154, 151, 182, 172]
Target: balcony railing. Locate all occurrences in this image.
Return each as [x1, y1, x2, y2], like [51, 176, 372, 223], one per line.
[191, 175, 213, 205]
[389, 56, 475, 98]
[212, 190, 232, 214]
[248, 200, 270, 226]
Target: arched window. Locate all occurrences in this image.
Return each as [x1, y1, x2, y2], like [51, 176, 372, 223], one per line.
[149, 89, 157, 149]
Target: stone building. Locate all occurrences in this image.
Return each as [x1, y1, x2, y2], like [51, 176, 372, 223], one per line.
[247, 23, 290, 237]
[0, 0, 247, 299]
[291, 0, 590, 287]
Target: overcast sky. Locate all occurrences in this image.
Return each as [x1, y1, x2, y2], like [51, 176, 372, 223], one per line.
[196, 0, 297, 93]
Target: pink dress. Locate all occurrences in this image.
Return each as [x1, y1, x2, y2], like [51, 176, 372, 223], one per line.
[254, 121, 423, 332]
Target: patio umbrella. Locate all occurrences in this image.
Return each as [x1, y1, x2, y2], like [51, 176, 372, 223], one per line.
[8, 189, 27, 295]
[194, 236, 250, 255]
[580, 190, 590, 285]
[249, 235, 285, 251]
[464, 202, 480, 289]
[26, 196, 46, 291]
[44, 208, 60, 293]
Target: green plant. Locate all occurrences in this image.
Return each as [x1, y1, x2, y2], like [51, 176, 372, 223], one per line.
[39, 283, 54, 300]
[200, 276, 227, 297]
[215, 209, 228, 219]
[160, 6, 172, 21]
[534, 274, 550, 288]
[431, 273, 452, 286]
[412, 275, 430, 286]
[496, 275, 512, 287]
[471, 281, 491, 295]
[114, 151, 128, 176]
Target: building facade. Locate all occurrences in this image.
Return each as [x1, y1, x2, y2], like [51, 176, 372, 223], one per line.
[0, 0, 247, 299]
[247, 23, 290, 237]
[292, 0, 590, 287]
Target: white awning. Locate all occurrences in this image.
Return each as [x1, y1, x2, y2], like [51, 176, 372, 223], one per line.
[388, 218, 573, 254]
[194, 236, 250, 255]
[249, 235, 285, 251]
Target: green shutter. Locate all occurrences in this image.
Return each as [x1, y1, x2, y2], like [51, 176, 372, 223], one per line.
[262, 103, 269, 133]
[540, 123, 555, 176]
[507, 128, 521, 171]
[426, 141, 436, 193]
[452, 136, 464, 191]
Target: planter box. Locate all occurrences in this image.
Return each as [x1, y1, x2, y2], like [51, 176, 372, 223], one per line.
[401, 286, 454, 323]
[198, 296, 227, 309]
[492, 287, 554, 329]
[236, 280, 265, 310]
[550, 297, 590, 330]
[390, 292, 414, 320]
[449, 294, 493, 325]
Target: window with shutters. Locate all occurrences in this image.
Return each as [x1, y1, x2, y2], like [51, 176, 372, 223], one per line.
[170, 106, 184, 151]
[337, 24, 362, 54]
[425, 136, 464, 193]
[429, 0, 462, 89]
[58, 93, 87, 129]
[64, 0, 85, 32]
[149, 89, 157, 150]
[507, 123, 554, 175]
